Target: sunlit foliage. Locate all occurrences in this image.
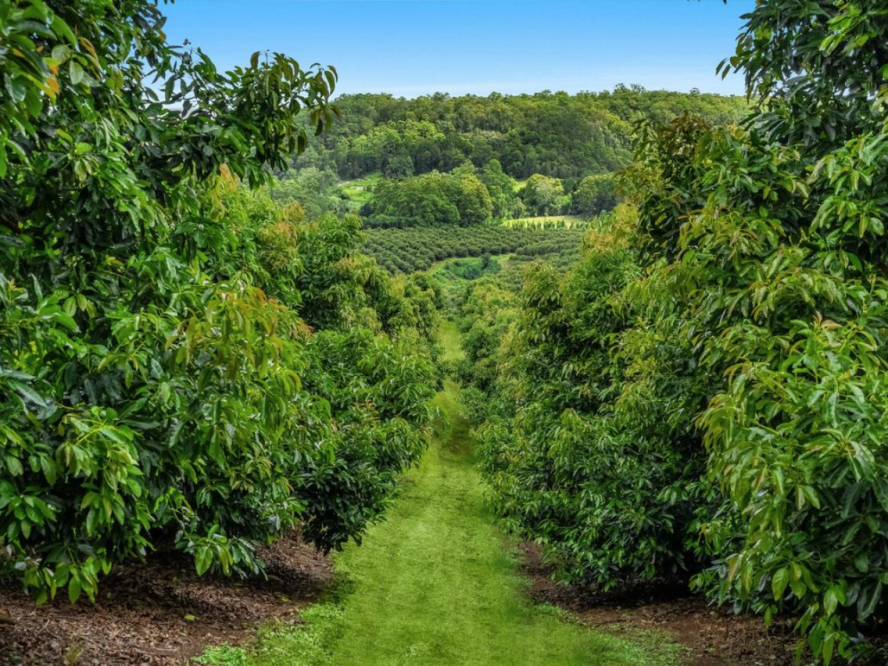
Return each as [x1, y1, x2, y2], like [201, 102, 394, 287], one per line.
[0, 0, 438, 605]
[464, 2, 888, 661]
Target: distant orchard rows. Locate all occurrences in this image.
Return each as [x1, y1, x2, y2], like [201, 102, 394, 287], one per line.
[363, 226, 584, 274]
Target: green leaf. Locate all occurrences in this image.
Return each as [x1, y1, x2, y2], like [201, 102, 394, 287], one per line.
[6, 456, 24, 477]
[69, 60, 84, 85]
[824, 587, 839, 616]
[51, 44, 72, 64]
[10, 381, 47, 407]
[858, 581, 882, 620]
[772, 567, 789, 601]
[195, 547, 212, 576]
[823, 632, 835, 665]
[68, 575, 82, 604]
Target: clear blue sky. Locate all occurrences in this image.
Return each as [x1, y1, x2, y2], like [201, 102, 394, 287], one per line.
[162, 0, 754, 98]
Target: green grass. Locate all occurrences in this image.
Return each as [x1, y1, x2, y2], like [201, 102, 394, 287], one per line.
[438, 320, 465, 364]
[338, 172, 381, 205]
[197, 327, 683, 666]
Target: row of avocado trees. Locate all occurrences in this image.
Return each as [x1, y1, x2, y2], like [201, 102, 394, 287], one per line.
[0, 1, 441, 604]
[458, 2, 888, 663]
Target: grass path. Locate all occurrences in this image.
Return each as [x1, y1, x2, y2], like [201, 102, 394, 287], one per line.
[206, 323, 681, 666]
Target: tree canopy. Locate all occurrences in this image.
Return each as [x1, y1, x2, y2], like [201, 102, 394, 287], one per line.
[296, 88, 747, 182]
[0, 0, 439, 606]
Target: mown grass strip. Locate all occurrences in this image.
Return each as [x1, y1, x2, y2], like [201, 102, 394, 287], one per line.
[197, 327, 683, 666]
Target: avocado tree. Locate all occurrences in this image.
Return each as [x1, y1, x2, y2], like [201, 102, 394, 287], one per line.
[0, 0, 437, 606]
[467, 1, 888, 661]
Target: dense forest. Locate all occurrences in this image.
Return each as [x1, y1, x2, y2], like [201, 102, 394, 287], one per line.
[298, 88, 746, 179]
[272, 89, 748, 229]
[2, 1, 887, 665]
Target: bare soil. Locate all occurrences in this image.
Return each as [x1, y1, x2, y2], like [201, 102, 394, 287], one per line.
[519, 542, 801, 666]
[0, 531, 866, 666]
[0, 533, 331, 666]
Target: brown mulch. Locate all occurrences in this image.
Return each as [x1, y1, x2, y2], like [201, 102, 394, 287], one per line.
[518, 542, 800, 666]
[0, 533, 332, 666]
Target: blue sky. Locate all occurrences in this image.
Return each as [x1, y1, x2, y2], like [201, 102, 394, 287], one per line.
[162, 0, 754, 98]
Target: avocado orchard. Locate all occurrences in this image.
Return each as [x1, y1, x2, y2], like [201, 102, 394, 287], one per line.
[4, 0, 887, 664]
[461, 2, 888, 662]
[363, 226, 583, 275]
[0, 0, 438, 605]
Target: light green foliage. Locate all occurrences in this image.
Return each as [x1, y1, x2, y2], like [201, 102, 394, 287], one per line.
[573, 174, 620, 216]
[337, 172, 382, 208]
[455, 283, 517, 393]
[503, 215, 588, 229]
[431, 256, 513, 312]
[465, 1, 888, 662]
[0, 0, 438, 605]
[520, 174, 568, 216]
[631, 2, 888, 659]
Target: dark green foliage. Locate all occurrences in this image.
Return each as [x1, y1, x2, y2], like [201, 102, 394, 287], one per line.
[572, 173, 620, 216]
[363, 226, 583, 275]
[465, 209, 711, 590]
[0, 0, 438, 606]
[364, 170, 494, 227]
[477, 160, 525, 220]
[307, 89, 747, 181]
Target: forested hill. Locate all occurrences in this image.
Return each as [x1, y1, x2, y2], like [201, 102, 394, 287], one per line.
[295, 87, 748, 180]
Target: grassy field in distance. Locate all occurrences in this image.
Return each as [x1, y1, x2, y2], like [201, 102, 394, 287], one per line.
[338, 172, 382, 205]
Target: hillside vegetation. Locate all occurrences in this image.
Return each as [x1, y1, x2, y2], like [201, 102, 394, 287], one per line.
[274, 89, 748, 227]
[300, 87, 746, 180]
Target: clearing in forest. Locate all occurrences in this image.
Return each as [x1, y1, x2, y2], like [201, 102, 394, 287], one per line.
[205, 324, 681, 666]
